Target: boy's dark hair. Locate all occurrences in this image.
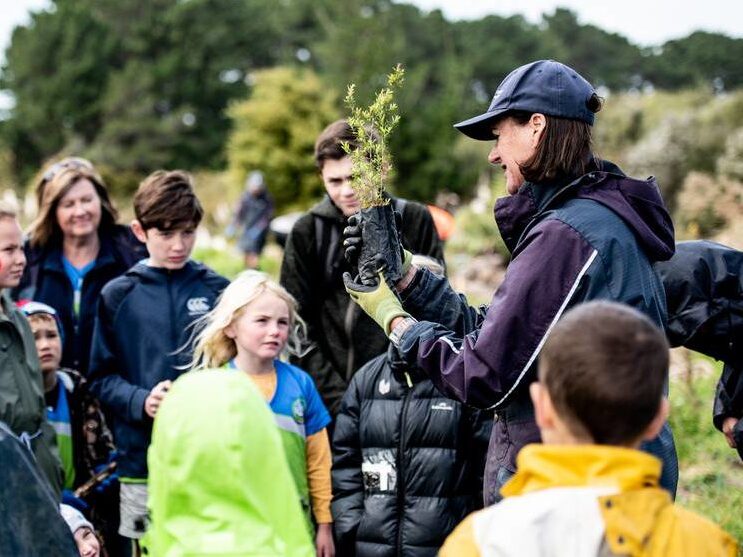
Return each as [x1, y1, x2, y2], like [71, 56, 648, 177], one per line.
[507, 95, 602, 182]
[539, 300, 668, 445]
[134, 170, 203, 231]
[314, 119, 380, 170]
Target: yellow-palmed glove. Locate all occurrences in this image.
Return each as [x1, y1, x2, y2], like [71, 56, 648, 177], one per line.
[343, 270, 411, 335]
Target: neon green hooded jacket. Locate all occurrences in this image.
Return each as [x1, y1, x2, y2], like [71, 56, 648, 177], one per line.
[142, 370, 314, 556]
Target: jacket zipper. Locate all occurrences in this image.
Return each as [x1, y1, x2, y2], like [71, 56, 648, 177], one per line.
[395, 372, 413, 556]
[168, 272, 177, 375]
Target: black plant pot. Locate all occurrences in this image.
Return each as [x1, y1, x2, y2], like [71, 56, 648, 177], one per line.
[357, 204, 403, 286]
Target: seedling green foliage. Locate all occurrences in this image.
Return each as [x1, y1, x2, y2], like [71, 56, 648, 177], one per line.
[343, 64, 405, 208]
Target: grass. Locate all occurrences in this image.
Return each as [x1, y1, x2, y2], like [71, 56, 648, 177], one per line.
[192, 242, 282, 281]
[670, 357, 743, 542]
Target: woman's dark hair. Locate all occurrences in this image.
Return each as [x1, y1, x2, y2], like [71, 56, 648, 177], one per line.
[29, 166, 118, 248]
[509, 93, 603, 183]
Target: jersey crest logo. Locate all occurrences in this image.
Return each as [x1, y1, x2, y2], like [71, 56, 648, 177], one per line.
[378, 379, 391, 395]
[186, 297, 210, 315]
[292, 398, 306, 424]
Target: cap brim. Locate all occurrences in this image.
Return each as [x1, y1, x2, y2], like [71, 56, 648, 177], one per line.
[453, 108, 508, 141]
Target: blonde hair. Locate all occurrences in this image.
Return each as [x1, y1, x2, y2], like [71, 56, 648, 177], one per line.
[190, 271, 306, 370]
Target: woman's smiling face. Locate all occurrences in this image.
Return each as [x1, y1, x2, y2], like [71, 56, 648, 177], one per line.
[487, 115, 543, 194]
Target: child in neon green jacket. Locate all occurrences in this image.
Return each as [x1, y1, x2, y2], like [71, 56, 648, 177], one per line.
[143, 370, 313, 557]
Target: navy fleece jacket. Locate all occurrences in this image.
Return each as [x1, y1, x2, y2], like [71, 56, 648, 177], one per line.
[88, 260, 228, 479]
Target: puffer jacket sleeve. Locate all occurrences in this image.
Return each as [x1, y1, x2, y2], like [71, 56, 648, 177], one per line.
[397, 219, 599, 409]
[88, 282, 150, 424]
[714, 364, 743, 430]
[330, 370, 366, 554]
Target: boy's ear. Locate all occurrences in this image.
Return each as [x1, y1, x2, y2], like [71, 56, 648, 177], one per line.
[641, 398, 670, 441]
[131, 220, 148, 243]
[530, 381, 556, 432]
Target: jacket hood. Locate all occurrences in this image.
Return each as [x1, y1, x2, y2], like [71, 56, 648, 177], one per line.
[654, 240, 743, 366]
[309, 195, 347, 222]
[502, 444, 662, 497]
[144, 370, 313, 556]
[495, 161, 675, 262]
[126, 259, 207, 283]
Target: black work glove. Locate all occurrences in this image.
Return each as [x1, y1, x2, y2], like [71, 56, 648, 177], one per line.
[343, 210, 411, 286]
[343, 213, 363, 268]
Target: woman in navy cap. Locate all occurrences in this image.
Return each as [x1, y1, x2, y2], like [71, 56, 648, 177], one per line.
[343, 59, 678, 503]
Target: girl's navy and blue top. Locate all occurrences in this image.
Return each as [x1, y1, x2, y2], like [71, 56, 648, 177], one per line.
[88, 259, 228, 479]
[394, 160, 678, 503]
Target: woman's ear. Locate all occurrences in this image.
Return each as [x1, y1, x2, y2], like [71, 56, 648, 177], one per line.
[224, 324, 236, 340]
[529, 113, 547, 147]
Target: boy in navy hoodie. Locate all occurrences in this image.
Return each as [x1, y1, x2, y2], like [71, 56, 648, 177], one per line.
[88, 170, 228, 554]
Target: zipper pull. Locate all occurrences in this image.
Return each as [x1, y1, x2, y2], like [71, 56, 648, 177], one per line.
[404, 372, 413, 388]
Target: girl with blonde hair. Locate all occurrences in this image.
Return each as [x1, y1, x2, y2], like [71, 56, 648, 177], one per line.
[191, 270, 335, 557]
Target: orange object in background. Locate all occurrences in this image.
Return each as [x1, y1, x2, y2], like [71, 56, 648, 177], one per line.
[427, 204, 456, 241]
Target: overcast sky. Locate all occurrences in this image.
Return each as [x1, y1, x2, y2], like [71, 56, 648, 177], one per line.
[1, 0, 741, 60]
[405, 0, 742, 46]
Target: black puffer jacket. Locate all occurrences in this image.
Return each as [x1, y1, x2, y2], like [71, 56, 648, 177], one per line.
[655, 240, 743, 457]
[332, 347, 491, 557]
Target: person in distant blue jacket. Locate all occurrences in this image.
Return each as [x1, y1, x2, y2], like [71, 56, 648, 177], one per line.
[88, 170, 228, 553]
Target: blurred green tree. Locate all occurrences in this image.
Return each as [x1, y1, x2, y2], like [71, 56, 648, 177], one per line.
[226, 66, 338, 212]
[644, 32, 743, 90]
[1, 0, 291, 180]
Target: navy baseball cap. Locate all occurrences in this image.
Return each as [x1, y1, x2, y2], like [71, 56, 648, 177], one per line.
[454, 60, 597, 141]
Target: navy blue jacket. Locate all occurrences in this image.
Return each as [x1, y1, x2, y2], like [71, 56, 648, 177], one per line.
[14, 226, 146, 373]
[88, 260, 228, 479]
[395, 160, 676, 503]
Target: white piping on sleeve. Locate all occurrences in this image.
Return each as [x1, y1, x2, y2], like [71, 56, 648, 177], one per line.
[440, 335, 462, 354]
[489, 249, 599, 409]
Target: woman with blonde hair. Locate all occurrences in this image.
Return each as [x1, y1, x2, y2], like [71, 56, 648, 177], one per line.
[14, 160, 145, 374]
[191, 270, 335, 557]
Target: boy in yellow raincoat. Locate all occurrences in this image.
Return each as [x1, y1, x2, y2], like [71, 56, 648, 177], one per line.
[440, 301, 737, 557]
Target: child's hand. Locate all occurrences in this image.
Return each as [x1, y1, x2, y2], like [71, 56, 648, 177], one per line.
[144, 380, 173, 418]
[722, 417, 739, 448]
[315, 522, 335, 557]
